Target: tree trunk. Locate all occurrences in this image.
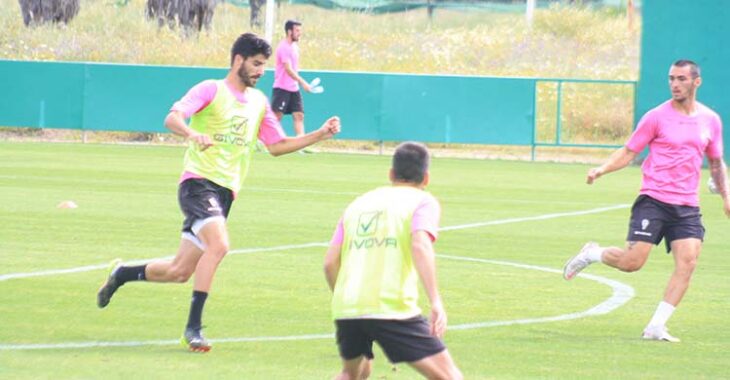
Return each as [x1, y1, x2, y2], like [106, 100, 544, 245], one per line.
[18, 0, 80, 26]
[249, 0, 265, 29]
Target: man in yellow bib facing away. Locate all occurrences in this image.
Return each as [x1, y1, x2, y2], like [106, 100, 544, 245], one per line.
[96, 33, 341, 352]
[324, 142, 462, 379]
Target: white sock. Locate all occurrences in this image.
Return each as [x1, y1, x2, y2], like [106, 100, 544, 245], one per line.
[586, 245, 604, 263]
[647, 301, 675, 328]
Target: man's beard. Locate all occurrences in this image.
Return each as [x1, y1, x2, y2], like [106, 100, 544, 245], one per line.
[672, 89, 694, 103]
[237, 66, 257, 87]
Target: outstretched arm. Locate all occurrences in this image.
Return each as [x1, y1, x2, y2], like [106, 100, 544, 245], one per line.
[587, 146, 638, 184]
[708, 157, 730, 217]
[411, 230, 446, 338]
[266, 116, 340, 156]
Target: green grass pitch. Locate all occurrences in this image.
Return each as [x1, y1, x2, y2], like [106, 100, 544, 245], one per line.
[1, 141, 728, 379]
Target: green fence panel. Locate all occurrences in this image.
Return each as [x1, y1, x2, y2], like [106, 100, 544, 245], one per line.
[379, 74, 535, 144]
[1, 60, 560, 149]
[0, 61, 85, 129]
[82, 63, 226, 132]
[296, 70, 385, 140]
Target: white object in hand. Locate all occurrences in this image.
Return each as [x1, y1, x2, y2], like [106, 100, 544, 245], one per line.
[310, 77, 321, 87]
[311, 85, 324, 94]
[708, 177, 719, 194]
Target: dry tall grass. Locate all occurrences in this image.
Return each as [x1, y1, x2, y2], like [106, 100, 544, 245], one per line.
[0, 0, 639, 78]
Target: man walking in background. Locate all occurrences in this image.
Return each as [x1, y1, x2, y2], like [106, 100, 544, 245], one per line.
[97, 33, 341, 352]
[324, 142, 462, 379]
[563, 59, 729, 342]
[272, 20, 312, 140]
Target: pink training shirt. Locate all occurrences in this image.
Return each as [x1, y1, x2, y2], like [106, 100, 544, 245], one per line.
[626, 100, 723, 207]
[273, 40, 300, 92]
[171, 79, 287, 188]
[330, 192, 442, 245]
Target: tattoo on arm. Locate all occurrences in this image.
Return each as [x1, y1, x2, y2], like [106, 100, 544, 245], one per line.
[709, 158, 729, 196]
[627, 241, 637, 249]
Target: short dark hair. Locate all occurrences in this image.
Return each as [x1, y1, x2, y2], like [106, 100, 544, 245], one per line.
[392, 142, 430, 184]
[230, 33, 271, 66]
[285, 20, 301, 33]
[673, 59, 701, 78]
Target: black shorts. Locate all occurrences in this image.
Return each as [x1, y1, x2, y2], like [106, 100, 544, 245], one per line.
[335, 316, 446, 364]
[271, 88, 304, 114]
[627, 194, 704, 253]
[178, 178, 233, 235]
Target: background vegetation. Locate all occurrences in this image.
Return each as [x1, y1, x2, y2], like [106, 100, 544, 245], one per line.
[0, 0, 639, 78]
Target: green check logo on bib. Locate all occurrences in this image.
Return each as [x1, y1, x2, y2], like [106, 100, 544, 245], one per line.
[357, 211, 381, 236]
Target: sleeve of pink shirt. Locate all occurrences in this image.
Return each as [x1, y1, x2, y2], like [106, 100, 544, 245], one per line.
[706, 113, 724, 159]
[170, 80, 218, 118]
[626, 109, 659, 153]
[412, 194, 441, 242]
[330, 217, 345, 245]
[257, 101, 286, 145]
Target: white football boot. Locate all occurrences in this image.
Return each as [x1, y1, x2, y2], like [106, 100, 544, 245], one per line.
[642, 325, 680, 343]
[563, 242, 599, 280]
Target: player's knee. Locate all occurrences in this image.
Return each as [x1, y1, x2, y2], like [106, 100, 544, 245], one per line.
[676, 256, 698, 275]
[681, 255, 698, 269]
[620, 261, 644, 272]
[170, 266, 194, 283]
[448, 367, 464, 380]
[436, 370, 461, 380]
[360, 364, 371, 379]
[206, 241, 229, 259]
[417, 364, 460, 380]
[335, 370, 356, 380]
[616, 253, 646, 272]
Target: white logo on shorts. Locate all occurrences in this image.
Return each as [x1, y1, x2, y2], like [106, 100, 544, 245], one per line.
[641, 219, 650, 230]
[207, 197, 222, 212]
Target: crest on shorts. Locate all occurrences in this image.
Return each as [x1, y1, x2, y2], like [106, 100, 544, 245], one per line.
[207, 197, 222, 212]
[641, 219, 650, 230]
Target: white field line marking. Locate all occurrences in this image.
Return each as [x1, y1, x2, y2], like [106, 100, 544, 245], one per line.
[437, 255, 635, 330]
[440, 204, 629, 231]
[0, 242, 328, 282]
[0, 204, 634, 350]
[0, 334, 337, 351]
[0, 205, 628, 282]
[0, 255, 633, 351]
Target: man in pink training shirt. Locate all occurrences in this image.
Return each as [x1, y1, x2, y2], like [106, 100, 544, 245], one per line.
[96, 33, 341, 352]
[563, 60, 730, 342]
[272, 20, 312, 138]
